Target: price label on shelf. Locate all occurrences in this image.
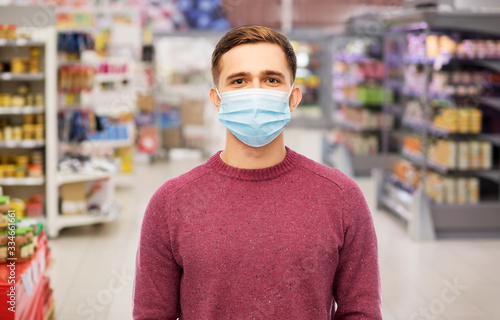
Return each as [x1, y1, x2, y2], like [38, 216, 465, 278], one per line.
[39, 248, 46, 275]
[31, 260, 39, 284]
[21, 268, 34, 297]
[1, 73, 13, 80]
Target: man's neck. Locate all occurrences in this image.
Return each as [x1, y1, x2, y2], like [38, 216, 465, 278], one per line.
[220, 130, 287, 169]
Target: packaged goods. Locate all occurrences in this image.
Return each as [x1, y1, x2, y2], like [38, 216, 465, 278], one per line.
[457, 141, 469, 170]
[456, 178, 467, 204]
[469, 141, 480, 169]
[0, 231, 7, 263]
[0, 24, 17, 40]
[467, 178, 480, 204]
[10, 198, 26, 218]
[14, 227, 28, 263]
[444, 178, 456, 204]
[426, 172, 444, 203]
[0, 195, 9, 214]
[11, 57, 27, 73]
[480, 142, 492, 170]
[470, 108, 482, 133]
[433, 140, 457, 169]
[28, 164, 43, 178]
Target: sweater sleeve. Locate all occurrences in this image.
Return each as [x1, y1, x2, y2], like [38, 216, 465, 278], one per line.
[332, 183, 382, 319]
[133, 186, 182, 320]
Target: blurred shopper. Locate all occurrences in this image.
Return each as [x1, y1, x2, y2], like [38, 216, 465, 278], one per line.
[134, 25, 381, 319]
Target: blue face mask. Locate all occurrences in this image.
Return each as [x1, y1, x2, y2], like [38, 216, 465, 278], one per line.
[217, 87, 293, 147]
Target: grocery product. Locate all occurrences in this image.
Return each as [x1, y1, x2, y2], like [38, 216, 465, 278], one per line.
[0, 231, 6, 263]
[456, 178, 467, 204]
[468, 178, 480, 204]
[0, 24, 17, 40]
[0, 152, 44, 179]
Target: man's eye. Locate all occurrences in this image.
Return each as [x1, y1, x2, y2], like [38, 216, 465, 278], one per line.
[268, 78, 279, 83]
[233, 79, 244, 84]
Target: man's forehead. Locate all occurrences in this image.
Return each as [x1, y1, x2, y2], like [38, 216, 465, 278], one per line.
[219, 43, 289, 77]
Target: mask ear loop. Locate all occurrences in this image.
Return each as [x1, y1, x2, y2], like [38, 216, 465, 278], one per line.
[288, 84, 295, 98]
[215, 87, 223, 109]
[287, 84, 295, 100]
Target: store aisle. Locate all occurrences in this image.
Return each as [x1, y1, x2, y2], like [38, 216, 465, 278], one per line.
[47, 129, 500, 320]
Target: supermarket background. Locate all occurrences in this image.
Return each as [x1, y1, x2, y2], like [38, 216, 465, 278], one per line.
[1, 0, 500, 319]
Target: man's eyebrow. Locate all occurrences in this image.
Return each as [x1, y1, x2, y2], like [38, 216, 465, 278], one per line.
[225, 72, 251, 83]
[261, 70, 286, 79]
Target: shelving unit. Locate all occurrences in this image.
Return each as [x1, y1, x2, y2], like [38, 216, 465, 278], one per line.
[0, 106, 45, 114]
[0, 72, 45, 81]
[153, 35, 216, 158]
[0, 6, 56, 320]
[377, 8, 500, 240]
[325, 16, 396, 176]
[0, 6, 57, 235]
[52, 28, 124, 235]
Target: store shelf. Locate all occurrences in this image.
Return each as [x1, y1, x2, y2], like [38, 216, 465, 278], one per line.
[479, 97, 500, 112]
[379, 194, 412, 222]
[385, 78, 404, 90]
[87, 139, 134, 148]
[56, 201, 121, 230]
[402, 118, 494, 139]
[387, 9, 500, 34]
[94, 73, 132, 82]
[478, 134, 500, 147]
[402, 149, 451, 174]
[333, 116, 381, 133]
[0, 39, 45, 47]
[402, 147, 499, 180]
[382, 9, 500, 240]
[93, 105, 134, 116]
[0, 106, 45, 114]
[56, 171, 113, 186]
[403, 56, 436, 65]
[388, 174, 417, 194]
[431, 203, 500, 231]
[0, 140, 45, 148]
[334, 98, 382, 108]
[334, 54, 375, 64]
[0, 177, 45, 186]
[401, 119, 428, 132]
[0, 73, 44, 81]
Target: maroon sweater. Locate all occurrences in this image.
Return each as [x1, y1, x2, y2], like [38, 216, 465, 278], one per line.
[133, 147, 381, 319]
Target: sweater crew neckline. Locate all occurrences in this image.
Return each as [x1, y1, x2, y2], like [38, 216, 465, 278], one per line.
[207, 146, 298, 181]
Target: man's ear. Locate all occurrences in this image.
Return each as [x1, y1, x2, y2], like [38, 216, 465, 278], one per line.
[289, 86, 302, 113]
[209, 87, 221, 112]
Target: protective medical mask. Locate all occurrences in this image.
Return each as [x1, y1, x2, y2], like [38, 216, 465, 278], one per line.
[216, 87, 293, 147]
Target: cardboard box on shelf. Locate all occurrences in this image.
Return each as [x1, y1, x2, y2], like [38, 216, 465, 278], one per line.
[181, 99, 205, 125]
[61, 182, 86, 215]
[137, 93, 155, 113]
[162, 127, 183, 148]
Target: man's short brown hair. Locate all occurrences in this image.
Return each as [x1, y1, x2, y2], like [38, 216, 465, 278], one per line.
[211, 25, 297, 86]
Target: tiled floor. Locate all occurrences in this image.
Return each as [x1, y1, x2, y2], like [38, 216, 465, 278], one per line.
[47, 129, 500, 319]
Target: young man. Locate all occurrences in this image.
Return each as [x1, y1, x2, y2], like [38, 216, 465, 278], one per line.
[133, 25, 382, 319]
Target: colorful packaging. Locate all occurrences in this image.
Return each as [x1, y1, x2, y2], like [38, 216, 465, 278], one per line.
[456, 178, 467, 204]
[458, 141, 469, 170]
[444, 178, 456, 204]
[469, 141, 480, 169]
[467, 178, 480, 204]
[480, 142, 492, 169]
